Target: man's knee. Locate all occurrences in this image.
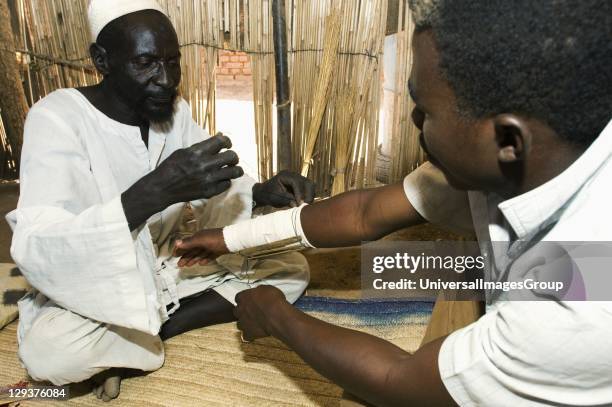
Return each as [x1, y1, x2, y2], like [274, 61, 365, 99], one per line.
[18, 306, 164, 385]
[18, 321, 89, 385]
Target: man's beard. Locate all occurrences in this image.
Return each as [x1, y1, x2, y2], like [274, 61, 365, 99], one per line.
[114, 81, 179, 126]
[138, 95, 178, 126]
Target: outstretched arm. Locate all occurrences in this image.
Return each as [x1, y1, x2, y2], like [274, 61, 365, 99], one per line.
[174, 182, 425, 265]
[234, 286, 456, 407]
[300, 182, 424, 247]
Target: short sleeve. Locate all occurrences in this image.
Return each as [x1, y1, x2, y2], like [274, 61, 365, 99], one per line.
[403, 162, 473, 234]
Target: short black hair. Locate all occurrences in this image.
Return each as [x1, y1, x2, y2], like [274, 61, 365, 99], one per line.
[410, 0, 612, 145]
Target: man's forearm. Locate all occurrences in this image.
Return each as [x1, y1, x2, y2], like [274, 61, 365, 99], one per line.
[219, 182, 424, 253]
[301, 182, 425, 247]
[267, 302, 455, 406]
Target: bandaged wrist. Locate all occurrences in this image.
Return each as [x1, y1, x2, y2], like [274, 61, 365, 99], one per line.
[222, 204, 314, 252]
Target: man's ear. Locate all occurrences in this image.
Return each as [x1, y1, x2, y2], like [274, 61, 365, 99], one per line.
[90, 43, 110, 75]
[493, 114, 532, 163]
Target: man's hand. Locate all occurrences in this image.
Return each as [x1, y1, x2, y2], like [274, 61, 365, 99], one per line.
[234, 286, 289, 341]
[252, 170, 315, 208]
[233, 285, 455, 406]
[173, 228, 229, 267]
[150, 134, 243, 206]
[122, 134, 244, 230]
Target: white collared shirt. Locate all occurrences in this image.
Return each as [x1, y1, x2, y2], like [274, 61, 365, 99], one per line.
[403, 120, 612, 406]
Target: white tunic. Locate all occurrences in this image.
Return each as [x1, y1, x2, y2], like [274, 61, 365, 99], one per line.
[403, 119, 612, 406]
[5, 88, 287, 338]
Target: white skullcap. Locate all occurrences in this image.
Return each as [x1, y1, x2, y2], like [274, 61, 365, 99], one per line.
[88, 0, 167, 42]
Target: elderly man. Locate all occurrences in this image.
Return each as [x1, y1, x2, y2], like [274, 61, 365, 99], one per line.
[6, 0, 312, 401]
[175, 0, 612, 405]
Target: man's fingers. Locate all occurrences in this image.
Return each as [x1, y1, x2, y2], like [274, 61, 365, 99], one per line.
[209, 165, 244, 183]
[187, 255, 204, 267]
[269, 190, 295, 207]
[177, 251, 192, 266]
[177, 252, 196, 267]
[235, 317, 256, 342]
[179, 255, 208, 268]
[177, 248, 206, 266]
[240, 324, 266, 342]
[207, 150, 240, 168]
[283, 176, 304, 205]
[175, 236, 196, 251]
[174, 236, 205, 255]
[213, 180, 232, 195]
[304, 179, 315, 203]
[197, 134, 232, 154]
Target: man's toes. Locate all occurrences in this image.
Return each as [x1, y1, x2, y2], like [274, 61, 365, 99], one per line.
[94, 384, 104, 399]
[103, 375, 121, 399]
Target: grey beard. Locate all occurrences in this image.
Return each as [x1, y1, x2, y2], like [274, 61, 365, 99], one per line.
[141, 98, 178, 129]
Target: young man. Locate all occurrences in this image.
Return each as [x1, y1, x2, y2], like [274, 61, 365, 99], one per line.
[6, 0, 313, 401]
[175, 0, 612, 405]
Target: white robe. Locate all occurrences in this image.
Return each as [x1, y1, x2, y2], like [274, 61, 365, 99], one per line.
[5, 89, 309, 384]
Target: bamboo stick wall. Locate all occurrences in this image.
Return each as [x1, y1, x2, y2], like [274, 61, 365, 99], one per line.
[13, 0, 99, 106]
[390, 0, 424, 181]
[289, 0, 387, 195]
[243, 0, 276, 181]
[161, 0, 221, 134]
[6, 0, 419, 193]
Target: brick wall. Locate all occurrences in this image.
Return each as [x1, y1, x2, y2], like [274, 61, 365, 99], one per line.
[217, 50, 252, 80]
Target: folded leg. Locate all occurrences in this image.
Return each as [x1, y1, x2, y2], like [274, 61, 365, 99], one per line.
[18, 301, 164, 386]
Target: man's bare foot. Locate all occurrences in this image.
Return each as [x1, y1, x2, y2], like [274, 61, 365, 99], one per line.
[91, 368, 122, 402]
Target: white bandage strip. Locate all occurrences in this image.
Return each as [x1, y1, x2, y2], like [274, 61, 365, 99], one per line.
[222, 204, 314, 252]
